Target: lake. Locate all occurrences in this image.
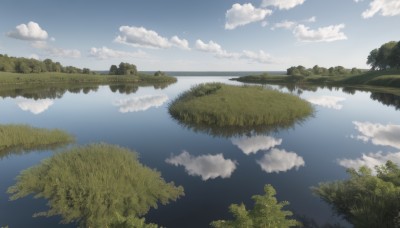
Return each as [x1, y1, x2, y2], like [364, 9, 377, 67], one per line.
[1, 75, 399, 227]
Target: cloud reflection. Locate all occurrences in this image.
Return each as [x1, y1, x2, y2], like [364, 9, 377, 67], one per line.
[338, 151, 400, 172]
[114, 94, 168, 113]
[166, 151, 237, 181]
[351, 121, 400, 149]
[257, 148, 305, 173]
[16, 98, 54, 114]
[231, 135, 282, 155]
[306, 95, 346, 110]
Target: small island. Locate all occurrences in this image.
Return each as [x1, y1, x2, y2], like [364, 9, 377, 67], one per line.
[0, 124, 74, 157]
[169, 83, 313, 136]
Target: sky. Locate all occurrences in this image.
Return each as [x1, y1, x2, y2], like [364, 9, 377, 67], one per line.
[1, 0, 399, 71]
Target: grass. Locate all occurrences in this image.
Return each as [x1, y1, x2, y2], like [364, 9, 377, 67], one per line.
[8, 143, 184, 227]
[0, 124, 74, 158]
[169, 83, 313, 136]
[0, 71, 177, 85]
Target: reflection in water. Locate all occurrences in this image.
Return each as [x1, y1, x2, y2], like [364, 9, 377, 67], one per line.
[306, 96, 346, 110]
[351, 121, 400, 149]
[16, 98, 54, 114]
[370, 92, 400, 110]
[338, 151, 400, 172]
[257, 148, 305, 173]
[166, 151, 237, 180]
[231, 135, 282, 155]
[109, 84, 139, 94]
[114, 94, 168, 113]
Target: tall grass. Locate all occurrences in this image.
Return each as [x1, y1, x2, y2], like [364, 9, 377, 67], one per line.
[169, 83, 313, 136]
[0, 124, 74, 157]
[8, 143, 184, 227]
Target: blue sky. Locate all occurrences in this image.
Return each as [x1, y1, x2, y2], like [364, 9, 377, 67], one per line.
[1, 0, 399, 71]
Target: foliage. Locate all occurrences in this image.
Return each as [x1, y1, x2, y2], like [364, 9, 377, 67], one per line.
[154, 71, 166, 76]
[0, 124, 74, 158]
[312, 161, 400, 228]
[367, 40, 400, 70]
[210, 184, 301, 228]
[7, 143, 184, 227]
[286, 65, 361, 77]
[0, 54, 93, 74]
[109, 213, 158, 228]
[169, 83, 313, 136]
[109, 62, 138, 75]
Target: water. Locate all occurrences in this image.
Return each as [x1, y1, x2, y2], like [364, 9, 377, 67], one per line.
[1, 75, 399, 227]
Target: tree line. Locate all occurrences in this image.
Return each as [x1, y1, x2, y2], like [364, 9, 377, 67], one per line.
[0, 54, 93, 74]
[287, 65, 363, 77]
[367, 40, 400, 70]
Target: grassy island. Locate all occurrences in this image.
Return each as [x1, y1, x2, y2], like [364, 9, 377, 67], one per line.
[8, 143, 184, 227]
[169, 83, 313, 136]
[0, 124, 74, 157]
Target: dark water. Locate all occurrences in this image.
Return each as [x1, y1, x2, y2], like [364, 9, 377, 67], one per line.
[1, 76, 400, 227]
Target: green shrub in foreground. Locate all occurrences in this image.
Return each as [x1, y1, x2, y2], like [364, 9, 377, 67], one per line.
[169, 83, 313, 135]
[0, 124, 74, 157]
[7, 143, 184, 227]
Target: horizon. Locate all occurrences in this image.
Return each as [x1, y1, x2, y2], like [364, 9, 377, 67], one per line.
[1, 0, 399, 71]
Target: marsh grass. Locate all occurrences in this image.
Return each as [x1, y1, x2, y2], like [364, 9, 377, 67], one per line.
[7, 143, 184, 227]
[169, 83, 313, 136]
[0, 124, 74, 158]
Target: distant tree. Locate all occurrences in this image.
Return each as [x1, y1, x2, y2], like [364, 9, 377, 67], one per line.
[154, 71, 165, 76]
[17, 62, 31, 73]
[109, 65, 118, 75]
[82, 68, 90, 74]
[211, 184, 301, 228]
[389, 41, 400, 69]
[377, 41, 397, 70]
[118, 62, 137, 75]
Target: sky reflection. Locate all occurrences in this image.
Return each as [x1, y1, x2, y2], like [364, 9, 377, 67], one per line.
[257, 148, 305, 173]
[16, 98, 54, 114]
[306, 95, 346, 110]
[231, 135, 282, 155]
[166, 151, 237, 181]
[113, 94, 168, 113]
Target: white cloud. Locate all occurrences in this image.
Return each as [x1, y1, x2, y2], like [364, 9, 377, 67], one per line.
[352, 121, 400, 149]
[359, 0, 400, 18]
[166, 151, 237, 180]
[115, 26, 171, 49]
[195, 39, 240, 58]
[305, 16, 316, 23]
[16, 98, 54, 114]
[114, 94, 168, 113]
[170, 36, 190, 50]
[225, 3, 272, 30]
[241, 50, 275, 64]
[338, 151, 400, 172]
[272, 20, 297, 30]
[31, 41, 81, 58]
[89, 46, 146, 60]
[257, 148, 305, 173]
[231, 135, 282, 155]
[293, 24, 347, 42]
[306, 96, 346, 110]
[7, 21, 48, 41]
[261, 0, 306, 10]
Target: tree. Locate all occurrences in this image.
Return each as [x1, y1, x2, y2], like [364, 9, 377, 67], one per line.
[17, 62, 31, 73]
[376, 41, 397, 70]
[154, 71, 165, 76]
[118, 62, 137, 75]
[109, 65, 118, 75]
[313, 161, 400, 228]
[389, 41, 400, 69]
[82, 68, 91, 74]
[211, 184, 301, 228]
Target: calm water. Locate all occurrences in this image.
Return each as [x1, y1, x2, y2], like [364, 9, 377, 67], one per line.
[1, 76, 400, 227]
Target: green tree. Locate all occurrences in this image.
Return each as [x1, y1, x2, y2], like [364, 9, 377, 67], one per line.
[82, 68, 90, 74]
[313, 161, 400, 228]
[211, 184, 301, 228]
[376, 41, 397, 70]
[154, 71, 165, 76]
[109, 65, 118, 75]
[17, 62, 31, 73]
[389, 41, 400, 69]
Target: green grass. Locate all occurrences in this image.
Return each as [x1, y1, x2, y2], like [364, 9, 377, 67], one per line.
[169, 83, 313, 136]
[0, 124, 74, 158]
[0, 71, 177, 85]
[8, 143, 184, 227]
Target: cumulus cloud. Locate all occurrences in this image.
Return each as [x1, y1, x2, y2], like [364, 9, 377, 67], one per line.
[271, 20, 297, 30]
[170, 36, 190, 50]
[89, 46, 146, 60]
[357, 0, 400, 18]
[261, 0, 306, 10]
[306, 96, 346, 110]
[195, 39, 239, 58]
[225, 3, 272, 30]
[338, 151, 400, 172]
[257, 148, 305, 173]
[231, 135, 282, 155]
[305, 16, 317, 22]
[293, 24, 347, 42]
[352, 121, 400, 149]
[115, 26, 171, 49]
[166, 151, 237, 180]
[114, 94, 168, 113]
[7, 21, 48, 41]
[241, 50, 275, 63]
[16, 98, 54, 114]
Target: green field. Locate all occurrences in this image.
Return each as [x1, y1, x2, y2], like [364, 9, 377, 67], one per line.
[169, 83, 313, 135]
